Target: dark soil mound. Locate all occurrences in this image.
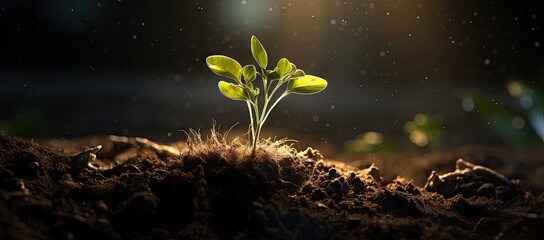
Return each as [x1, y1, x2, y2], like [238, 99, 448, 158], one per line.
[1, 134, 543, 239]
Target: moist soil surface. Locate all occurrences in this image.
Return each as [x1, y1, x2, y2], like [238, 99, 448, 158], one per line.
[1, 134, 543, 239]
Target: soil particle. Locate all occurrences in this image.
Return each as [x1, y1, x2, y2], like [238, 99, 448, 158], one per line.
[0, 135, 543, 239]
[116, 192, 160, 229]
[424, 158, 522, 201]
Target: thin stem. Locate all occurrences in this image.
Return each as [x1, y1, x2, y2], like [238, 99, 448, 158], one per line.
[261, 68, 269, 99]
[270, 81, 283, 99]
[261, 91, 289, 125]
[253, 92, 288, 153]
[250, 71, 292, 157]
[250, 69, 268, 157]
[260, 78, 286, 122]
[253, 123, 262, 155]
[250, 98, 260, 156]
[245, 101, 255, 144]
[252, 98, 260, 129]
[259, 70, 270, 122]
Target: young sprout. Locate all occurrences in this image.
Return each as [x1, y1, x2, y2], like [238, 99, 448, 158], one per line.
[206, 35, 328, 157]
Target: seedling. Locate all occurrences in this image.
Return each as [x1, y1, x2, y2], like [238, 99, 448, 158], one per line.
[206, 35, 328, 156]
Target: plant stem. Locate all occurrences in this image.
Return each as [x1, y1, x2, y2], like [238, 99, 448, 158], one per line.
[250, 71, 290, 157]
[250, 70, 268, 157]
[246, 101, 255, 144]
[261, 91, 288, 125]
[250, 99, 260, 157]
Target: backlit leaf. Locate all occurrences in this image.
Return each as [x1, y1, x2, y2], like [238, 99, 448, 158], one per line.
[218, 81, 248, 100]
[277, 58, 292, 78]
[291, 69, 305, 78]
[242, 65, 257, 83]
[251, 36, 268, 69]
[287, 75, 328, 95]
[206, 55, 242, 82]
[290, 63, 297, 73]
[267, 69, 281, 81]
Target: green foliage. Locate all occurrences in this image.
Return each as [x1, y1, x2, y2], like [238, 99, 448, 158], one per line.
[251, 36, 268, 69]
[287, 75, 328, 95]
[242, 65, 257, 83]
[206, 55, 242, 83]
[217, 81, 248, 101]
[206, 35, 328, 156]
[277, 58, 292, 77]
[292, 69, 305, 78]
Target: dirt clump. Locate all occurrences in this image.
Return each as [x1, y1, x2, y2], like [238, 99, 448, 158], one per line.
[1, 134, 543, 239]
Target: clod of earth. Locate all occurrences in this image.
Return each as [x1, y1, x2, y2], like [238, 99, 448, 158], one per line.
[1, 134, 543, 239]
[424, 158, 522, 200]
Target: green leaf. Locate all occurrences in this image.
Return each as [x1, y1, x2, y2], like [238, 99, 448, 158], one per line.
[291, 69, 305, 78]
[218, 81, 248, 100]
[287, 75, 328, 95]
[206, 55, 242, 82]
[277, 58, 292, 77]
[242, 65, 257, 83]
[290, 63, 297, 73]
[251, 35, 268, 69]
[267, 69, 281, 81]
[243, 83, 259, 97]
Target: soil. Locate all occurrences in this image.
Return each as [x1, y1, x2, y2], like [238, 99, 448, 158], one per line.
[1, 134, 543, 240]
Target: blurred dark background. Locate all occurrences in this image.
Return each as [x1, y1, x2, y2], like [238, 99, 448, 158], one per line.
[1, 0, 543, 157]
